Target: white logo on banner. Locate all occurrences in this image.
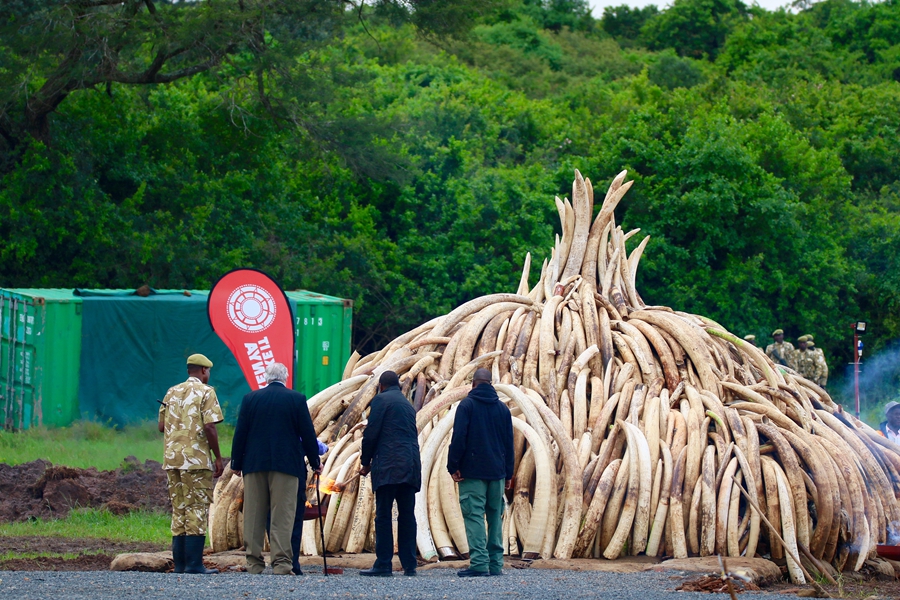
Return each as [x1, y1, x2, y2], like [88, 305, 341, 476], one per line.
[227, 285, 277, 333]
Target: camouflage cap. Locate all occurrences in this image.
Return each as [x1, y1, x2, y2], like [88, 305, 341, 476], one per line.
[743, 334, 756, 341]
[807, 340, 816, 347]
[797, 335, 809, 343]
[772, 328, 784, 336]
[804, 334, 815, 341]
[186, 353, 213, 368]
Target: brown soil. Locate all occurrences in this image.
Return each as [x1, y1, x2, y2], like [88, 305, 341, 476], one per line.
[761, 580, 900, 598]
[0, 536, 166, 572]
[679, 568, 900, 597]
[0, 457, 170, 522]
[676, 575, 760, 593]
[0, 554, 116, 571]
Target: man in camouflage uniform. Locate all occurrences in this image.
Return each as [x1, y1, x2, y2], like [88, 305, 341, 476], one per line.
[158, 353, 224, 575]
[804, 334, 829, 387]
[743, 334, 757, 347]
[792, 336, 819, 381]
[765, 329, 796, 369]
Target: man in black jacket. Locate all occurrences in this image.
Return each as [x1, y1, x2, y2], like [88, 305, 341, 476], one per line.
[358, 371, 421, 577]
[447, 368, 514, 578]
[230, 363, 321, 575]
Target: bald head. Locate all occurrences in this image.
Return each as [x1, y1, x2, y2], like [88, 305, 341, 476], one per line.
[472, 368, 492, 387]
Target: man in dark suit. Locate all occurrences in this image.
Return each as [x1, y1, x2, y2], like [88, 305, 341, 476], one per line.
[358, 371, 421, 577]
[231, 363, 321, 575]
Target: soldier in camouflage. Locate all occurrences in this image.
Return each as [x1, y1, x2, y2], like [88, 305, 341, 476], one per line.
[805, 334, 829, 387]
[743, 334, 757, 347]
[158, 353, 224, 575]
[765, 329, 796, 369]
[792, 336, 819, 381]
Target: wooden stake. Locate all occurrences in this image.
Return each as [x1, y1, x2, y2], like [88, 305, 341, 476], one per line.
[734, 482, 831, 597]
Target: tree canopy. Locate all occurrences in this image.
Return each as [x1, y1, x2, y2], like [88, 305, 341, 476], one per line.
[1, 0, 899, 407]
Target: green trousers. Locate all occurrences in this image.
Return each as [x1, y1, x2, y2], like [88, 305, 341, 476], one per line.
[458, 478, 505, 574]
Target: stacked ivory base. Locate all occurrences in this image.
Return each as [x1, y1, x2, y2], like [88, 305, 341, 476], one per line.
[209, 170, 900, 583]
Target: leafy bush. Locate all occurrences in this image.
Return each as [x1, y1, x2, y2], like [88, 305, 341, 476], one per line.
[648, 53, 707, 89]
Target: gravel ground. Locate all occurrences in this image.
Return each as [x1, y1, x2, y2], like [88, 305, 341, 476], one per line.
[0, 568, 802, 599]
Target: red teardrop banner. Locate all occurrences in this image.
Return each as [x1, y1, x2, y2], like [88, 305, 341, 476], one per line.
[208, 268, 295, 390]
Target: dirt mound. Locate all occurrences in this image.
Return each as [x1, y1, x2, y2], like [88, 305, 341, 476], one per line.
[0, 535, 167, 572]
[0, 456, 170, 522]
[0, 553, 116, 571]
[1, 536, 165, 555]
[676, 575, 760, 594]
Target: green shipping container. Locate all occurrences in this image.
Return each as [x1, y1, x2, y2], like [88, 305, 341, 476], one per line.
[1, 287, 351, 429]
[1, 289, 83, 430]
[286, 291, 353, 398]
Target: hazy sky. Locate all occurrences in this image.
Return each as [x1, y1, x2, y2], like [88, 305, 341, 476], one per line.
[587, 0, 793, 13]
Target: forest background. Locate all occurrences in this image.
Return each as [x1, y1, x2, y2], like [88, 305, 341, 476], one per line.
[1, 0, 899, 413]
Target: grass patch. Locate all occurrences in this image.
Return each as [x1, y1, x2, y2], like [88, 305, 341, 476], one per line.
[0, 508, 171, 545]
[0, 420, 234, 471]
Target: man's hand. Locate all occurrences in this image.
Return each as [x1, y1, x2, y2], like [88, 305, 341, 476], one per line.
[314, 465, 323, 476]
[204, 423, 222, 478]
[505, 478, 513, 491]
[451, 470, 464, 483]
[359, 465, 370, 477]
[234, 469, 242, 477]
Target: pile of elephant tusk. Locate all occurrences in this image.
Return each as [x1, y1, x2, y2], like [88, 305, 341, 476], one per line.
[209, 169, 900, 582]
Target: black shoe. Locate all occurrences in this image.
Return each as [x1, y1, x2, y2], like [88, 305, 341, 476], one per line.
[490, 570, 503, 576]
[183, 536, 218, 574]
[171, 536, 186, 574]
[360, 568, 393, 577]
[403, 569, 417, 576]
[457, 569, 489, 578]
[292, 566, 304, 575]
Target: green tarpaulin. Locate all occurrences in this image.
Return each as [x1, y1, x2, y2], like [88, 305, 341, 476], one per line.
[78, 293, 258, 426]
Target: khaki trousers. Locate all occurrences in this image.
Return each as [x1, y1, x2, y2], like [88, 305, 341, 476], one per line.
[243, 471, 299, 574]
[166, 469, 213, 536]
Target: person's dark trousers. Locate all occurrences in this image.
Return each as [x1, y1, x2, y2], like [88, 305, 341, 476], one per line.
[290, 482, 308, 573]
[373, 483, 417, 572]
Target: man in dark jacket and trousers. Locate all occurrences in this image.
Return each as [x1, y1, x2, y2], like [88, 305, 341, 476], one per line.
[448, 367, 514, 577]
[230, 363, 321, 575]
[358, 371, 421, 577]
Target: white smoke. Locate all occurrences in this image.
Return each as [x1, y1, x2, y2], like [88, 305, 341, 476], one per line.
[832, 340, 900, 427]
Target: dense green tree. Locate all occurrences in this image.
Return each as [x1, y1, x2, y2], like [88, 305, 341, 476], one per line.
[0, 0, 502, 157]
[641, 0, 749, 59]
[647, 53, 707, 89]
[1, 0, 900, 411]
[519, 0, 594, 31]
[601, 4, 659, 42]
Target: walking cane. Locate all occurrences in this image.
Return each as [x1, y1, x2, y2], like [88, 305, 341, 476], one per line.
[315, 472, 328, 576]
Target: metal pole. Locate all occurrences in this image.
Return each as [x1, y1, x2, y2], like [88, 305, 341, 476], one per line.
[854, 330, 860, 420]
[316, 473, 327, 576]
